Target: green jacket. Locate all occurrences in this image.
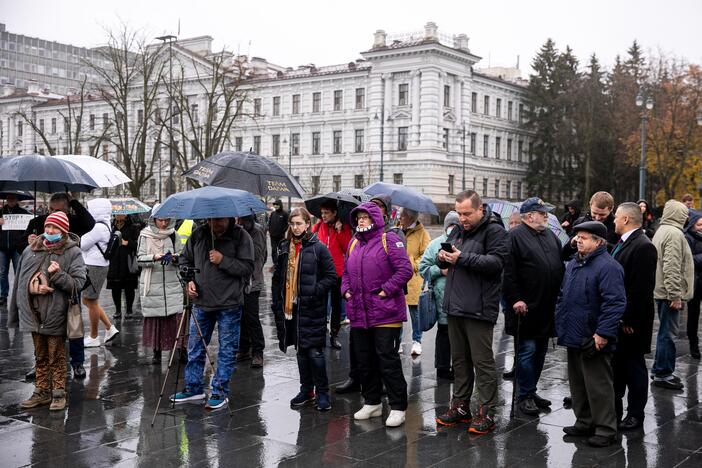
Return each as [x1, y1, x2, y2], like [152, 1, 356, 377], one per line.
[419, 234, 448, 324]
[652, 200, 694, 301]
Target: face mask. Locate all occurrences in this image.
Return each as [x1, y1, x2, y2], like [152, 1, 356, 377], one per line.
[43, 232, 62, 242]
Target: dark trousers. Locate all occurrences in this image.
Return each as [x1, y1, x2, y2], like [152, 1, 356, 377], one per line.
[435, 323, 452, 371]
[687, 291, 701, 348]
[111, 287, 136, 316]
[69, 337, 84, 366]
[239, 291, 265, 356]
[297, 346, 329, 394]
[328, 278, 342, 336]
[352, 327, 407, 410]
[270, 236, 283, 264]
[612, 349, 648, 420]
[567, 348, 617, 437]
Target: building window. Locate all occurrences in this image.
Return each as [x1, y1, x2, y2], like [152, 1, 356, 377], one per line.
[470, 133, 476, 154]
[355, 88, 365, 109]
[312, 132, 321, 155]
[495, 179, 500, 198]
[393, 173, 403, 185]
[398, 126, 408, 151]
[102, 144, 109, 161]
[354, 129, 364, 153]
[292, 94, 300, 114]
[253, 98, 261, 117]
[442, 128, 449, 150]
[518, 141, 524, 162]
[496, 98, 502, 118]
[63, 116, 69, 133]
[272, 134, 280, 156]
[471, 92, 477, 113]
[138, 109, 144, 124]
[443, 85, 451, 107]
[495, 137, 501, 159]
[448, 174, 455, 195]
[333, 175, 342, 192]
[39, 119, 44, 133]
[528, 141, 534, 161]
[354, 174, 364, 189]
[149, 179, 156, 195]
[333, 130, 342, 154]
[102, 113, 108, 128]
[51, 117, 56, 134]
[17, 121, 22, 137]
[292, 133, 300, 155]
[508, 101, 513, 121]
[312, 92, 321, 113]
[482, 178, 488, 196]
[398, 83, 408, 106]
[483, 135, 489, 157]
[273, 96, 281, 116]
[519, 103, 524, 124]
[235, 137, 243, 152]
[507, 139, 513, 161]
[517, 181, 523, 199]
[506, 180, 512, 199]
[311, 175, 320, 194]
[253, 135, 261, 154]
[333, 90, 343, 111]
[89, 114, 95, 130]
[484, 95, 490, 115]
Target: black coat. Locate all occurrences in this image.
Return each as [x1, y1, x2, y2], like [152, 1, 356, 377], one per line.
[0, 204, 30, 253]
[685, 228, 702, 294]
[272, 233, 337, 350]
[613, 229, 658, 354]
[106, 217, 140, 289]
[562, 211, 621, 260]
[503, 223, 565, 339]
[268, 208, 289, 239]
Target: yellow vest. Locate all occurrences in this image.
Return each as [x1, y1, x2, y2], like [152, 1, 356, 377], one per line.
[177, 219, 194, 245]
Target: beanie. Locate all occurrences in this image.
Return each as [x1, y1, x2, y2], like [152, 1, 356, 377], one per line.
[45, 211, 70, 234]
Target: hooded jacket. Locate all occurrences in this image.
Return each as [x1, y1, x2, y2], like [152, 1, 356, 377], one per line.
[1, 203, 30, 253]
[561, 200, 581, 235]
[652, 200, 695, 301]
[80, 198, 113, 267]
[370, 194, 406, 244]
[180, 220, 254, 311]
[685, 209, 702, 293]
[341, 203, 413, 328]
[8, 233, 87, 336]
[439, 204, 508, 324]
[312, 217, 352, 278]
[268, 205, 289, 239]
[403, 221, 431, 305]
[240, 216, 267, 293]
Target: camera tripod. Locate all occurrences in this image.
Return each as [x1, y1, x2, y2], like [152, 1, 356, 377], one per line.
[151, 271, 233, 425]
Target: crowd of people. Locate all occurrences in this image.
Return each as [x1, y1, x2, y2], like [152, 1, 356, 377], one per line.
[1, 187, 701, 448]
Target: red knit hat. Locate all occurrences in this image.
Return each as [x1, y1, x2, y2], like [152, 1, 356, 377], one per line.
[45, 211, 70, 234]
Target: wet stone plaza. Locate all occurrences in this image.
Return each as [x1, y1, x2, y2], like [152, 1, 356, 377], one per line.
[1, 239, 702, 468]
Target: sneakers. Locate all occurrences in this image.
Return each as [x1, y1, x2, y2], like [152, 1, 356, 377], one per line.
[169, 389, 207, 403]
[468, 406, 496, 434]
[104, 325, 120, 343]
[341, 318, 350, 325]
[354, 403, 383, 420]
[410, 341, 422, 356]
[205, 394, 228, 410]
[20, 391, 52, 409]
[290, 391, 315, 408]
[50, 393, 67, 411]
[83, 335, 102, 348]
[316, 393, 332, 411]
[436, 398, 472, 426]
[518, 396, 540, 415]
[385, 410, 406, 427]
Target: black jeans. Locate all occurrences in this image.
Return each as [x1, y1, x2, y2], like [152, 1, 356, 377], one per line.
[111, 287, 136, 316]
[328, 278, 342, 337]
[687, 290, 701, 348]
[69, 337, 84, 366]
[352, 327, 408, 410]
[612, 349, 648, 420]
[297, 347, 329, 394]
[270, 236, 283, 264]
[240, 291, 265, 356]
[435, 323, 452, 371]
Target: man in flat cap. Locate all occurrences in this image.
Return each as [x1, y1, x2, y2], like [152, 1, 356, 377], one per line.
[556, 221, 626, 448]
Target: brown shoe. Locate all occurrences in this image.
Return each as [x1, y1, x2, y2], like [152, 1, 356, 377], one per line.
[251, 355, 264, 368]
[21, 391, 52, 409]
[50, 395, 67, 411]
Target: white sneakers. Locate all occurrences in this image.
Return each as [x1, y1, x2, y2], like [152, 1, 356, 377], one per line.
[385, 410, 406, 427]
[354, 404, 382, 420]
[83, 335, 102, 348]
[411, 341, 422, 356]
[105, 325, 120, 343]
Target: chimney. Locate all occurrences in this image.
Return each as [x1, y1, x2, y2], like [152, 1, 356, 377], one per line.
[27, 79, 41, 95]
[373, 29, 387, 48]
[454, 34, 470, 51]
[2, 83, 15, 97]
[424, 22, 438, 40]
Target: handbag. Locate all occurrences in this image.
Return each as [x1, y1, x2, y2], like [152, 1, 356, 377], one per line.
[418, 273, 438, 332]
[66, 285, 84, 339]
[127, 253, 140, 275]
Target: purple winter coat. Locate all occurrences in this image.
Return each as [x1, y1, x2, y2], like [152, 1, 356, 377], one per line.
[341, 203, 413, 328]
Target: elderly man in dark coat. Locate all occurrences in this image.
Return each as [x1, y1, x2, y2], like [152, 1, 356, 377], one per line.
[503, 198, 565, 416]
[556, 221, 626, 448]
[611, 202, 657, 431]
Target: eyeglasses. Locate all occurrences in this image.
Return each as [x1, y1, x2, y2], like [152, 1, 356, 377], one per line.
[356, 214, 371, 221]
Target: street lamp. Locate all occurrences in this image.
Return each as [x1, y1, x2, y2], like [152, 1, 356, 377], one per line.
[461, 121, 466, 191]
[636, 89, 654, 200]
[156, 34, 177, 196]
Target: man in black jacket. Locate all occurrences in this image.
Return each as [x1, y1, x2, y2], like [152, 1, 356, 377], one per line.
[268, 200, 289, 265]
[612, 202, 658, 430]
[435, 190, 508, 435]
[0, 194, 29, 306]
[503, 198, 565, 416]
[563, 191, 620, 260]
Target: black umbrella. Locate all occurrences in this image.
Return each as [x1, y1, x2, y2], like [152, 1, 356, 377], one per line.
[183, 151, 305, 198]
[305, 192, 361, 225]
[0, 190, 34, 201]
[0, 154, 99, 193]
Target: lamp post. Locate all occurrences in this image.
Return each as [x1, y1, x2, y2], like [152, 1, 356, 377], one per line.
[461, 121, 466, 191]
[374, 107, 385, 182]
[636, 89, 654, 201]
[156, 34, 177, 196]
[283, 131, 293, 210]
[697, 110, 702, 208]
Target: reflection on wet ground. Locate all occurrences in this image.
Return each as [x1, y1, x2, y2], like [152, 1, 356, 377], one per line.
[1, 235, 701, 467]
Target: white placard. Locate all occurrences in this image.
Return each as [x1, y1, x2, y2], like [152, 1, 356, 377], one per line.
[1, 214, 33, 231]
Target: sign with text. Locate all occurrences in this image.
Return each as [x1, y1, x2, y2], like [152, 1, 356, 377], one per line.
[1, 214, 33, 231]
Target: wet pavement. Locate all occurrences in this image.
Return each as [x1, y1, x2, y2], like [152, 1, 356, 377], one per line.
[1, 232, 702, 467]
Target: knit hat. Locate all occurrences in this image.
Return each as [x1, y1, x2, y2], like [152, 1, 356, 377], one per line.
[443, 211, 460, 230]
[45, 211, 70, 234]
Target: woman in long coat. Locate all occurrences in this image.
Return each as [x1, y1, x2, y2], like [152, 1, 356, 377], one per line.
[106, 214, 140, 320]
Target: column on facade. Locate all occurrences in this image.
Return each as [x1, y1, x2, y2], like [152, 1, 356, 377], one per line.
[410, 70, 421, 147]
[368, 72, 384, 165]
[419, 67, 440, 149]
[454, 77, 463, 151]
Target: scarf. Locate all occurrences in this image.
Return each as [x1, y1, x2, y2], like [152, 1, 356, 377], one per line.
[140, 225, 175, 296]
[284, 237, 302, 320]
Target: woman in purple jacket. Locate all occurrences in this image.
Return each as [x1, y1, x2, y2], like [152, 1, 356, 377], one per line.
[342, 202, 413, 427]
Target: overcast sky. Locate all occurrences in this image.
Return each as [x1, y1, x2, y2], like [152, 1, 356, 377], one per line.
[2, 0, 700, 75]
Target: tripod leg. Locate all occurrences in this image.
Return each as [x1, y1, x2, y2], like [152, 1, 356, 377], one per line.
[190, 313, 234, 416]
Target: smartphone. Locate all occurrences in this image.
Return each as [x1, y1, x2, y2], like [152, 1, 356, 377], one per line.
[440, 242, 453, 252]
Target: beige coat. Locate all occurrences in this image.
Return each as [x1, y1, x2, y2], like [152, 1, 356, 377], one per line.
[652, 200, 695, 301]
[403, 222, 431, 305]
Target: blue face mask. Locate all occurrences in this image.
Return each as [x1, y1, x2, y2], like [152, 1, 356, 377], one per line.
[43, 232, 62, 242]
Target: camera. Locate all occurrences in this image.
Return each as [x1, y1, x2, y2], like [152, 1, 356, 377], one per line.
[178, 266, 200, 282]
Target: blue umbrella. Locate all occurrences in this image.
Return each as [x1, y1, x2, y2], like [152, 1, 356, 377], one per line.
[364, 182, 438, 216]
[0, 154, 99, 193]
[153, 186, 268, 220]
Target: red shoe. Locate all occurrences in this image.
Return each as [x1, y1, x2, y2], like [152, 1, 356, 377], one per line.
[468, 405, 496, 434]
[436, 398, 472, 426]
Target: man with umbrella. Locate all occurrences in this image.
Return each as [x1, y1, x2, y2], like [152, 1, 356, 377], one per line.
[0, 193, 30, 306]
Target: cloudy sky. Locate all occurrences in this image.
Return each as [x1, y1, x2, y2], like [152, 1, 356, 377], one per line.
[2, 0, 700, 75]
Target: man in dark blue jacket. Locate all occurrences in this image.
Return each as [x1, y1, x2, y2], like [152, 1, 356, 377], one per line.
[556, 221, 626, 448]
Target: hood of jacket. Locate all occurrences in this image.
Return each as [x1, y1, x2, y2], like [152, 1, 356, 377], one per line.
[370, 195, 392, 220]
[87, 198, 112, 224]
[443, 211, 460, 231]
[147, 215, 177, 232]
[349, 202, 385, 241]
[686, 209, 702, 234]
[660, 200, 689, 230]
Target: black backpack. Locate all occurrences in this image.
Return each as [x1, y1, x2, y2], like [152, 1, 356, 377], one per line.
[95, 221, 122, 260]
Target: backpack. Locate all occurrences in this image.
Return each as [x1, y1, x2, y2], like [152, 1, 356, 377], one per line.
[95, 221, 122, 260]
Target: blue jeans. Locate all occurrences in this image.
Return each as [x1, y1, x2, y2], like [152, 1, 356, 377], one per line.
[516, 338, 549, 398]
[652, 300, 679, 379]
[408, 305, 422, 343]
[184, 306, 242, 397]
[0, 249, 20, 298]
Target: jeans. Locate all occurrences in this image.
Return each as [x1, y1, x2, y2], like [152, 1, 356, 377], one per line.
[297, 347, 329, 394]
[0, 249, 20, 298]
[408, 305, 422, 343]
[652, 300, 679, 379]
[184, 306, 242, 397]
[240, 291, 265, 356]
[516, 338, 549, 399]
